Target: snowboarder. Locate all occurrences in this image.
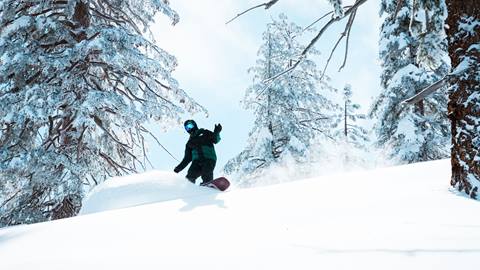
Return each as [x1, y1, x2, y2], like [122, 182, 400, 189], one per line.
[174, 120, 222, 185]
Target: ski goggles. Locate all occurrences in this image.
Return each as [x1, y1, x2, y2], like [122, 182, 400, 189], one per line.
[184, 122, 195, 132]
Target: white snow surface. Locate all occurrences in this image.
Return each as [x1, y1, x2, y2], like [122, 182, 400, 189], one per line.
[1, 159, 480, 270]
[79, 171, 215, 215]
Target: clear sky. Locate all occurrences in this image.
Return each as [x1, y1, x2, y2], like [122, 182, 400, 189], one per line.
[147, 0, 382, 175]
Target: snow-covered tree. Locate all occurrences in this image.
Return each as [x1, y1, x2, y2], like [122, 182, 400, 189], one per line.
[370, 0, 450, 164]
[226, 0, 478, 199]
[223, 15, 337, 186]
[0, 0, 204, 226]
[336, 84, 368, 148]
[331, 84, 369, 167]
[445, 0, 480, 199]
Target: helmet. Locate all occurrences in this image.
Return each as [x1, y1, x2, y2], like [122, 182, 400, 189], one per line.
[184, 120, 197, 133]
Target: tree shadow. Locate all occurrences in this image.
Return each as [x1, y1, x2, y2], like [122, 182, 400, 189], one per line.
[449, 186, 480, 202]
[179, 189, 227, 212]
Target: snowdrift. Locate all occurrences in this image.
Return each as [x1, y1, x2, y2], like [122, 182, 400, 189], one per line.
[80, 171, 218, 215]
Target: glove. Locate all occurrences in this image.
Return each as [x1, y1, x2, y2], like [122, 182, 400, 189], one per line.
[174, 166, 181, 173]
[214, 123, 222, 133]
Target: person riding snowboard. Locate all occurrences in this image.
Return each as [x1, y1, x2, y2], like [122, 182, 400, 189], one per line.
[174, 120, 222, 185]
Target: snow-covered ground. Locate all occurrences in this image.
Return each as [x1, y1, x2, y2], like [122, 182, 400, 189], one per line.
[1, 159, 480, 270]
[79, 171, 217, 215]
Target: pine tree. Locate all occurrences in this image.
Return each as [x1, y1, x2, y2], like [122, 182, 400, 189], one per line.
[370, 0, 450, 164]
[337, 84, 368, 149]
[332, 84, 369, 166]
[223, 15, 337, 186]
[446, 0, 480, 199]
[0, 0, 204, 226]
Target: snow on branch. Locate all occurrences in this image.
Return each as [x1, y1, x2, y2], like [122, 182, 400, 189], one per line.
[402, 76, 449, 105]
[403, 57, 473, 105]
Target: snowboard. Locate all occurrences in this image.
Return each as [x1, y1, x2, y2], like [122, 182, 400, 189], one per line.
[201, 177, 230, 191]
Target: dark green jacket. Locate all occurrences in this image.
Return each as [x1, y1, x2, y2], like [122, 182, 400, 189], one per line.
[176, 128, 221, 171]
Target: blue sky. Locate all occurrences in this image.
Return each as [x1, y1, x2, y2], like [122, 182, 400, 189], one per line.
[147, 0, 382, 175]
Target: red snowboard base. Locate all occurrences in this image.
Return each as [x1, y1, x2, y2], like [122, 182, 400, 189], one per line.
[201, 177, 230, 191]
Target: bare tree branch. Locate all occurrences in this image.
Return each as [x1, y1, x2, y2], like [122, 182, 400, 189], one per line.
[139, 126, 180, 162]
[320, 11, 357, 80]
[302, 5, 353, 34]
[300, 0, 366, 66]
[320, 33, 344, 81]
[264, 0, 368, 84]
[338, 10, 357, 72]
[302, 11, 335, 33]
[226, 0, 280, 24]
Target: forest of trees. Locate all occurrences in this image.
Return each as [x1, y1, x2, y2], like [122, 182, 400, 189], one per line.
[225, 0, 479, 196]
[0, 0, 478, 227]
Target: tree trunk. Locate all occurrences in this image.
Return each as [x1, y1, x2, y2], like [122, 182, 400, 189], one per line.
[51, 195, 82, 220]
[344, 100, 348, 139]
[446, 0, 480, 198]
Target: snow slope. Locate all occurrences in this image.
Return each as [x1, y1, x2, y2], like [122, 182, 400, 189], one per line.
[1, 159, 480, 270]
[79, 171, 217, 215]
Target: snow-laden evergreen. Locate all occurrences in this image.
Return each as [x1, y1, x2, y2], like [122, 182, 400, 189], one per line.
[370, 0, 450, 164]
[335, 84, 368, 149]
[333, 84, 369, 166]
[0, 0, 204, 226]
[223, 14, 337, 187]
[414, 0, 450, 71]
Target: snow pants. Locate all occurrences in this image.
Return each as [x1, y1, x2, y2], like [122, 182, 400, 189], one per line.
[186, 159, 216, 184]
